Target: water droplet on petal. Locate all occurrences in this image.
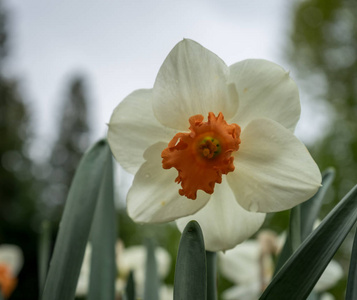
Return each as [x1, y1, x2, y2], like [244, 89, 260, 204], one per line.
[145, 173, 150, 178]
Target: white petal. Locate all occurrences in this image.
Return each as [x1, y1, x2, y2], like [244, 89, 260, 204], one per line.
[152, 39, 239, 130]
[176, 178, 265, 251]
[127, 142, 210, 223]
[314, 260, 343, 292]
[227, 118, 322, 213]
[221, 283, 261, 300]
[108, 89, 177, 174]
[76, 244, 91, 296]
[229, 59, 300, 131]
[0, 244, 23, 276]
[219, 240, 260, 285]
[117, 246, 171, 281]
[76, 274, 89, 296]
[160, 285, 174, 300]
[319, 293, 336, 300]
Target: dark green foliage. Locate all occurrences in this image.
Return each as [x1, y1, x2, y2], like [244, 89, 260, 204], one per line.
[88, 149, 117, 300]
[38, 221, 52, 293]
[144, 240, 160, 300]
[274, 168, 335, 274]
[260, 185, 357, 300]
[206, 251, 217, 300]
[346, 229, 357, 299]
[41, 140, 109, 300]
[174, 221, 206, 300]
[0, 1, 39, 298]
[125, 271, 136, 300]
[289, 0, 357, 214]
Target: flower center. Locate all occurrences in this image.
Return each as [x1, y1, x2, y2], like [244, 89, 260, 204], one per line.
[198, 136, 221, 159]
[161, 112, 241, 200]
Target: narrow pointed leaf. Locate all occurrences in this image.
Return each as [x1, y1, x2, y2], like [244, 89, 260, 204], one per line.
[88, 149, 117, 300]
[124, 271, 136, 300]
[346, 228, 357, 299]
[274, 168, 335, 274]
[300, 168, 335, 241]
[289, 205, 301, 252]
[38, 220, 51, 293]
[306, 293, 318, 300]
[41, 140, 108, 300]
[206, 251, 217, 300]
[174, 221, 206, 300]
[260, 185, 357, 300]
[144, 239, 160, 300]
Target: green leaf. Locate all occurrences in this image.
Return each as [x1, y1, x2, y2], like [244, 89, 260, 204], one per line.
[144, 239, 160, 300]
[300, 168, 335, 241]
[346, 228, 357, 299]
[274, 168, 335, 274]
[88, 149, 117, 300]
[174, 221, 206, 300]
[124, 271, 136, 300]
[41, 140, 109, 300]
[38, 220, 52, 293]
[206, 251, 217, 300]
[260, 184, 357, 300]
[306, 292, 319, 300]
[289, 205, 301, 252]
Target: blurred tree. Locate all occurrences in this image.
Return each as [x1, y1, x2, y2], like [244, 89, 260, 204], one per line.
[43, 76, 91, 221]
[0, 0, 39, 299]
[288, 0, 357, 298]
[289, 0, 357, 211]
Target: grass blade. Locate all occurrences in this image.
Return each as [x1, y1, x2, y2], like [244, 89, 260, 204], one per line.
[174, 221, 206, 300]
[144, 239, 159, 300]
[88, 149, 117, 300]
[274, 169, 335, 274]
[300, 168, 335, 241]
[41, 140, 108, 300]
[260, 185, 357, 300]
[38, 220, 51, 293]
[346, 228, 357, 299]
[289, 205, 301, 252]
[124, 271, 136, 300]
[206, 251, 217, 300]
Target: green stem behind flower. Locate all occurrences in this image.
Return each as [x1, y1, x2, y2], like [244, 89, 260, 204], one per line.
[206, 251, 217, 300]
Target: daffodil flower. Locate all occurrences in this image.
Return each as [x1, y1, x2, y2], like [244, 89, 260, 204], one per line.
[0, 244, 23, 299]
[219, 232, 343, 300]
[115, 242, 171, 298]
[108, 39, 321, 251]
[76, 242, 172, 299]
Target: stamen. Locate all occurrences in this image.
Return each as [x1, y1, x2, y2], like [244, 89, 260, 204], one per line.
[161, 112, 241, 200]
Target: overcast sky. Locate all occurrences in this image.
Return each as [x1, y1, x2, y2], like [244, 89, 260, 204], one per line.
[4, 0, 327, 164]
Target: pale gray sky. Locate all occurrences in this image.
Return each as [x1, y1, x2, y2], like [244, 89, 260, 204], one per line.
[4, 0, 327, 164]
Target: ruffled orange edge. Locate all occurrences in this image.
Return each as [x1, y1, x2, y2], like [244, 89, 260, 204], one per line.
[162, 112, 241, 199]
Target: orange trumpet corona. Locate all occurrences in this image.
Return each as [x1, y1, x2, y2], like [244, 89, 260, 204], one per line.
[0, 264, 17, 298]
[161, 112, 241, 200]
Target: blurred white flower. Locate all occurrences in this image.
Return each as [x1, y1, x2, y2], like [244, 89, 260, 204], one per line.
[115, 241, 171, 298]
[0, 244, 24, 298]
[219, 231, 343, 300]
[108, 38, 321, 251]
[76, 242, 172, 300]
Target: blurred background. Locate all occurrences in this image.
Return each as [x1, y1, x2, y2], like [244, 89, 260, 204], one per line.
[0, 0, 356, 299]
